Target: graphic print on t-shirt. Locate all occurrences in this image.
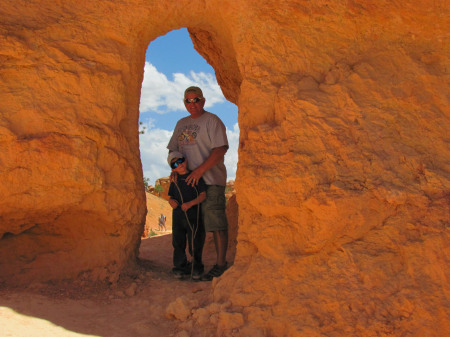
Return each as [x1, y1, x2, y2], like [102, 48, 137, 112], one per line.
[177, 124, 200, 147]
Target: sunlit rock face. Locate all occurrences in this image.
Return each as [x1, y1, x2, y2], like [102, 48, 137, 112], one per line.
[0, 1, 149, 284]
[1, 0, 448, 335]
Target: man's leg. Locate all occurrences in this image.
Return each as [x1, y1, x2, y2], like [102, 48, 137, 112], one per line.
[201, 185, 229, 281]
[213, 230, 228, 267]
[201, 230, 228, 281]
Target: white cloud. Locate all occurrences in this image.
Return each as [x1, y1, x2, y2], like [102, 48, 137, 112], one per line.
[225, 123, 239, 181]
[140, 62, 225, 114]
[139, 121, 173, 185]
[139, 121, 239, 185]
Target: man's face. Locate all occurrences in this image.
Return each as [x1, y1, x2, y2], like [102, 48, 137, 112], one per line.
[184, 92, 205, 118]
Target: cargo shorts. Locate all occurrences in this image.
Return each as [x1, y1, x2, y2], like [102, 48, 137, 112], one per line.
[202, 185, 229, 232]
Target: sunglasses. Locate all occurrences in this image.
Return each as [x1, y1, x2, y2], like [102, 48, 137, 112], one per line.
[170, 157, 185, 169]
[184, 97, 203, 104]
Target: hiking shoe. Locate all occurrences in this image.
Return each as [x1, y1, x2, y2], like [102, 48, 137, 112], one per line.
[191, 269, 203, 281]
[188, 263, 204, 281]
[172, 268, 185, 279]
[172, 264, 191, 279]
[200, 263, 228, 281]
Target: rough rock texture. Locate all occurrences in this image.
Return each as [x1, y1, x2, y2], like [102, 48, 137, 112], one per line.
[0, 0, 449, 336]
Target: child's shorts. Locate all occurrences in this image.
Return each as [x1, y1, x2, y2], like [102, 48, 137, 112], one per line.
[202, 185, 229, 232]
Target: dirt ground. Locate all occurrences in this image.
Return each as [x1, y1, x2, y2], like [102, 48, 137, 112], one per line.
[0, 232, 223, 337]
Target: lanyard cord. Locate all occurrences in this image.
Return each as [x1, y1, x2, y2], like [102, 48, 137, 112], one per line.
[173, 180, 200, 280]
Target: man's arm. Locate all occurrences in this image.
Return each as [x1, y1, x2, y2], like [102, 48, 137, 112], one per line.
[185, 145, 228, 186]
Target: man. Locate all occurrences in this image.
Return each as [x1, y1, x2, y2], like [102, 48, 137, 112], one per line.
[167, 86, 229, 281]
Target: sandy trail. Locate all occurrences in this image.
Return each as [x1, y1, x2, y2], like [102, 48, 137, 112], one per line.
[0, 233, 220, 337]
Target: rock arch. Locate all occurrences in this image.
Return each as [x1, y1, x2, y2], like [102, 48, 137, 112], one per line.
[0, 0, 242, 285]
[1, 1, 448, 335]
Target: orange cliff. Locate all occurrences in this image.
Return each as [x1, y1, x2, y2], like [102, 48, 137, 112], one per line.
[0, 1, 449, 336]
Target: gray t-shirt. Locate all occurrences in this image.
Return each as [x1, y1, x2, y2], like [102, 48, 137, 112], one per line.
[167, 111, 228, 186]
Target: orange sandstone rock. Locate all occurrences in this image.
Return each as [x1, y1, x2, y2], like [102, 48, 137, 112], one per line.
[0, 1, 449, 336]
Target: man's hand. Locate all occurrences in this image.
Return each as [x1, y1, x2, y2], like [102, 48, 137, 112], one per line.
[186, 168, 204, 186]
[170, 171, 178, 183]
[185, 146, 227, 186]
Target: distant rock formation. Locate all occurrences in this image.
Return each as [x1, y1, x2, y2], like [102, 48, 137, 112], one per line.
[225, 180, 235, 200]
[153, 177, 171, 201]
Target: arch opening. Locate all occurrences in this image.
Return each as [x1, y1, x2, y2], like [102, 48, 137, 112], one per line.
[137, 28, 240, 273]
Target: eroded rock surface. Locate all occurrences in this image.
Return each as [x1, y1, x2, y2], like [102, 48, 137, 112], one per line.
[0, 0, 448, 336]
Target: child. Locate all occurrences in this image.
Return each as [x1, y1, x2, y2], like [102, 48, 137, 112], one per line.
[167, 151, 207, 280]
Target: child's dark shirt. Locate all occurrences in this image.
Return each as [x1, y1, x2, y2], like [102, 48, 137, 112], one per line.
[168, 172, 207, 222]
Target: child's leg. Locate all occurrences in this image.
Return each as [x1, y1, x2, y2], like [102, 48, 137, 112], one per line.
[172, 217, 188, 269]
[187, 216, 206, 272]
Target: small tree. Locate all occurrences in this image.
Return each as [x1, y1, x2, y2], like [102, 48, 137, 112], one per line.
[143, 177, 150, 190]
[139, 121, 146, 134]
[154, 184, 164, 197]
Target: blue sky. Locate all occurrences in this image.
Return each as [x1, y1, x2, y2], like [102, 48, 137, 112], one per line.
[139, 28, 239, 186]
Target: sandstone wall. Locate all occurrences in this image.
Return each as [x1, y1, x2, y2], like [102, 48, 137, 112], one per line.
[0, 0, 151, 284]
[0, 0, 449, 336]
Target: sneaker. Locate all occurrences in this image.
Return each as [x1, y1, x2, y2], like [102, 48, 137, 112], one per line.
[191, 264, 205, 280]
[191, 269, 203, 281]
[200, 263, 228, 281]
[172, 268, 185, 279]
[172, 263, 191, 279]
